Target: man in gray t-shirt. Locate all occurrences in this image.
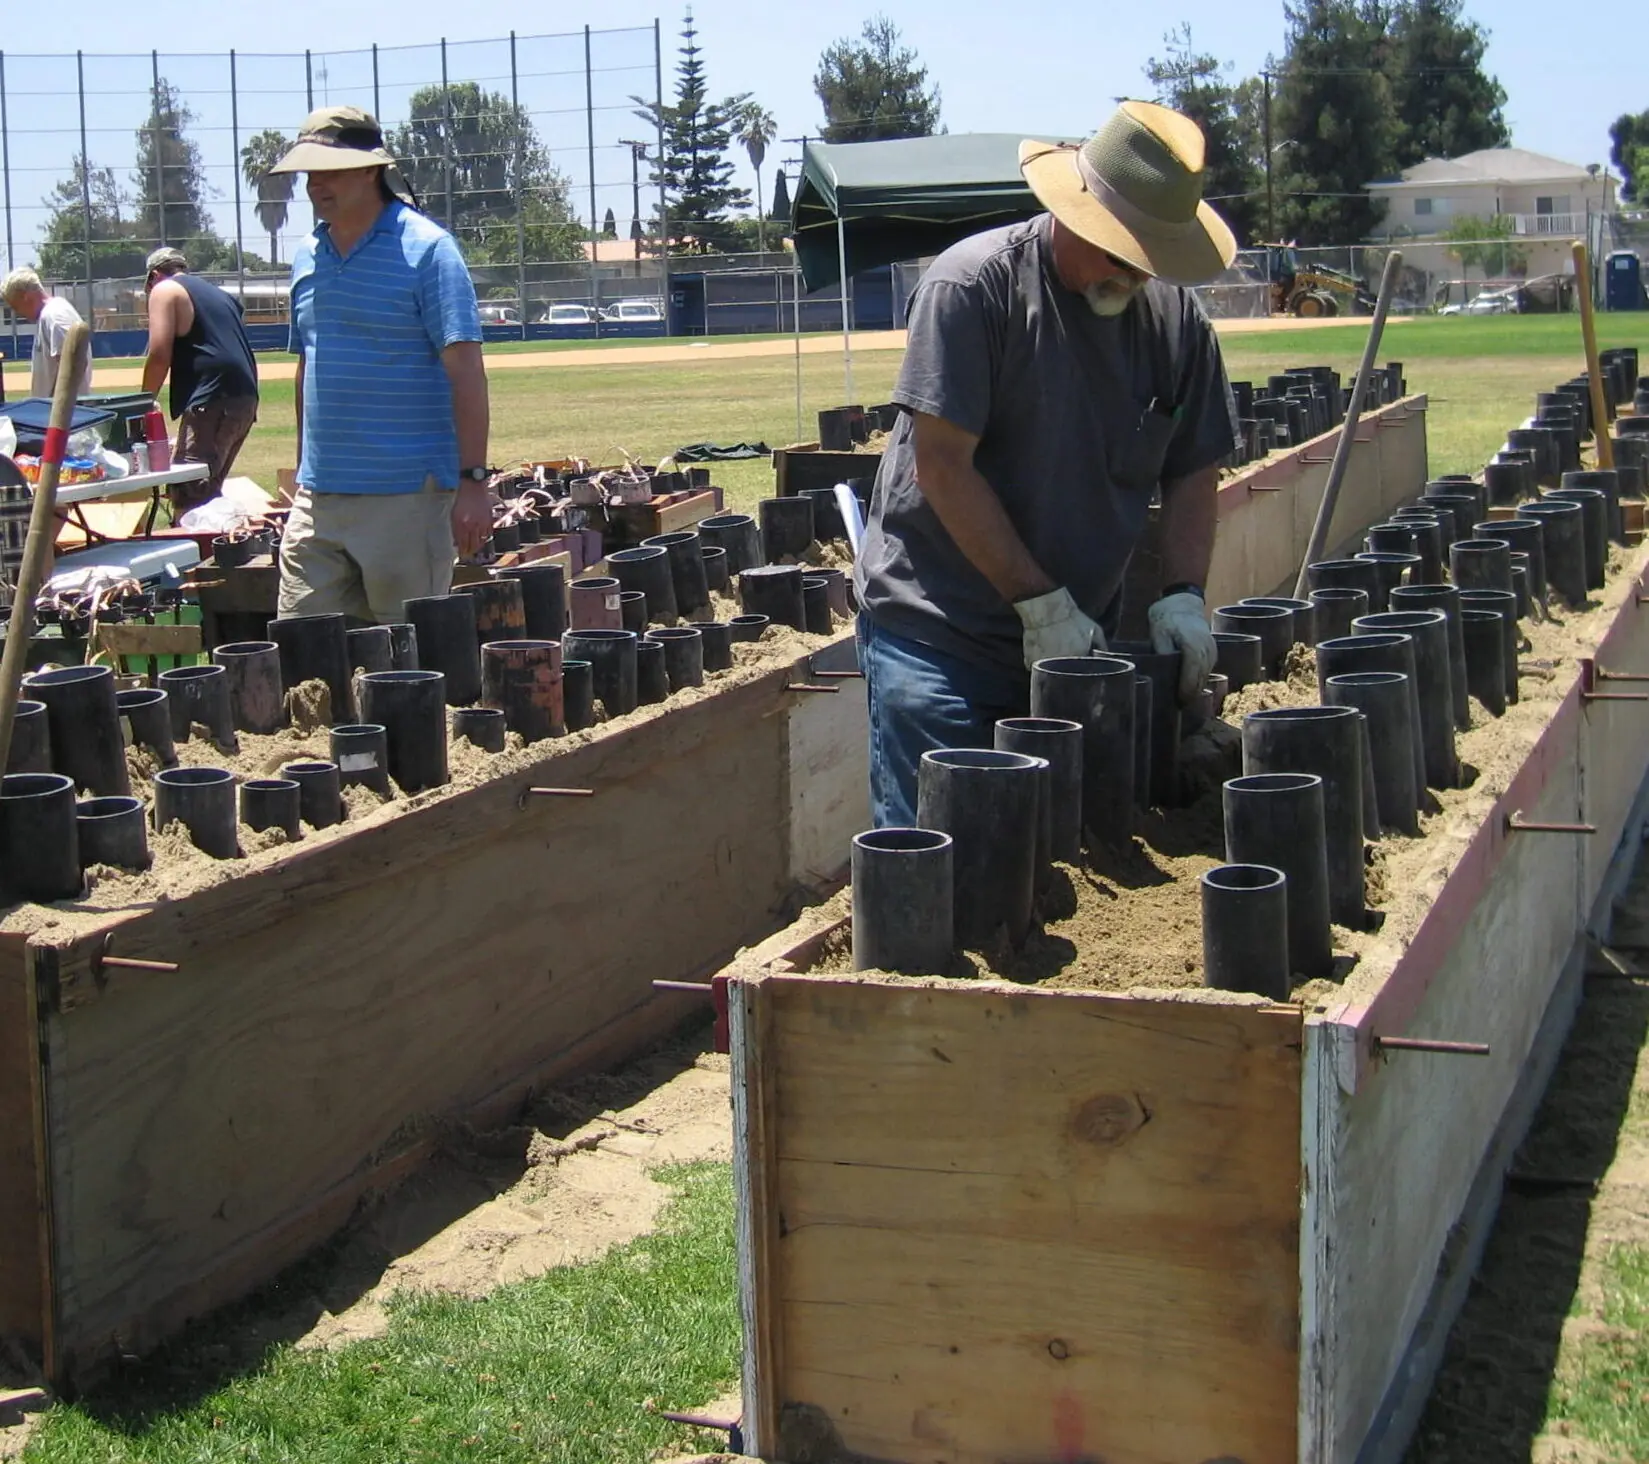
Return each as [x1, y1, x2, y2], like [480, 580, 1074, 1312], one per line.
[855, 101, 1241, 829]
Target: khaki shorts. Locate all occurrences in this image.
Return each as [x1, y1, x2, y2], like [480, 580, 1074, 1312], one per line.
[277, 479, 457, 625]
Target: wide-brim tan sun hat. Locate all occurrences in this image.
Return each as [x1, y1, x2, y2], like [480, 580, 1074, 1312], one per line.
[268, 104, 417, 206]
[1020, 100, 1238, 286]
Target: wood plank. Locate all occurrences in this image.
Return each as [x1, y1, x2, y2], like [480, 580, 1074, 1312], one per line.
[0, 933, 49, 1369]
[731, 978, 783, 1454]
[783, 676, 867, 887]
[757, 978, 1302, 1464]
[92, 622, 203, 659]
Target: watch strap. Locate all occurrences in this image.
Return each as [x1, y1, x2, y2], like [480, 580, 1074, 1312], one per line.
[1161, 581, 1205, 600]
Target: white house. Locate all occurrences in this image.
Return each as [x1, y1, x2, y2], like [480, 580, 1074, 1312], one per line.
[1365, 147, 1615, 283]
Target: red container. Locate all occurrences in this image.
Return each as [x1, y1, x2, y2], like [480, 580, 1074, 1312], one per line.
[143, 409, 172, 471]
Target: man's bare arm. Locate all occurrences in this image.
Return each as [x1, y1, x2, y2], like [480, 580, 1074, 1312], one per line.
[1158, 463, 1219, 590]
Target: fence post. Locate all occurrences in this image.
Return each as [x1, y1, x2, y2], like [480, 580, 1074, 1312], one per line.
[510, 31, 526, 341]
[440, 38, 454, 234]
[372, 43, 380, 123]
[77, 50, 92, 317]
[654, 18, 668, 332]
[0, 50, 15, 363]
[584, 26, 600, 327]
[151, 50, 165, 253]
[305, 50, 313, 112]
[230, 50, 245, 300]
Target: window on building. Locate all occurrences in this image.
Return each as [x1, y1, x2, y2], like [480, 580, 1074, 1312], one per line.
[1414, 198, 1434, 217]
[1536, 195, 1571, 216]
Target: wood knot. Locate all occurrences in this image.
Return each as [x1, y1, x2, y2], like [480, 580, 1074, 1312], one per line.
[1047, 1338, 1070, 1361]
[1069, 1093, 1149, 1148]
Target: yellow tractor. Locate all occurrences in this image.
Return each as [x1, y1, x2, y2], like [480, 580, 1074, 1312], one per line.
[1262, 243, 1377, 317]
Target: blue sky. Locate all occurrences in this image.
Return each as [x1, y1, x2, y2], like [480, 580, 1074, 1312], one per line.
[0, 0, 1636, 269]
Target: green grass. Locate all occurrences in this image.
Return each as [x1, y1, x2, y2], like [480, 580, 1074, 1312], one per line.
[1545, 1244, 1649, 1457]
[22, 1164, 739, 1464]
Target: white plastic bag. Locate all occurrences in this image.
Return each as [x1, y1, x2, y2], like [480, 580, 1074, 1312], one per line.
[0, 416, 15, 462]
[177, 495, 255, 533]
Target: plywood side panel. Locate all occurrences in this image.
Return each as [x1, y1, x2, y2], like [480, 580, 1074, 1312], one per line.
[784, 679, 868, 887]
[0, 932, 47, 1362]
[43, 669, 797, 1368]
[759, 978, 1303, 1464]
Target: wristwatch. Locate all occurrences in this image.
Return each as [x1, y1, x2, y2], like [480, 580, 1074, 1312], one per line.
[459, 466, 490, 483]
[1162, 581, 1205, 600]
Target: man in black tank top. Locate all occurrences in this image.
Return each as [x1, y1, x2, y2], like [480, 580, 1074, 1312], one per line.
[141, 248, 261, 516]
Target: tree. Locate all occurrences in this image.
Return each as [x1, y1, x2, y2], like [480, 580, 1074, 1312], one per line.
[737, 102, 777, 253]
[390, 81, 581, 262]
[37, 156, 147, 282]
[630, 9, 752, 254]
[1272, 0, 1397, 244]
[1445, 213, 1526, 277]
[1144, 27, 1265, 246]
[603, 207, 618, 239]
[1386, 0, 1508, 167]
[133, 78, 217, 252]
[772, 167, 792, 233]
[814, 16, 941, 143]
[1611, 112, 1649, 204]
[241, 129, 295, 267]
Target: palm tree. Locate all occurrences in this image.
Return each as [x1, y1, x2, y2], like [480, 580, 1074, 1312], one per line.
[240, 130, 295, 267]
[737, 103, 777, 254]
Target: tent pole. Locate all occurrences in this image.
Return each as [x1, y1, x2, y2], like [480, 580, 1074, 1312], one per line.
[793, 255, 803, 443]
[838, 214, 853, 403]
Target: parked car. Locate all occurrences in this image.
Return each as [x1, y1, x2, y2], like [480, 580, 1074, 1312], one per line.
[1464, 287, 1519, 315]
[478, 304, 522, 326]
[537, 303, 597, 325]
[600, 300, 665, 324]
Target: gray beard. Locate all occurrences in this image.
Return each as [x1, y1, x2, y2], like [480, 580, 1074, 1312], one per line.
[1083, 283, 1137, 317]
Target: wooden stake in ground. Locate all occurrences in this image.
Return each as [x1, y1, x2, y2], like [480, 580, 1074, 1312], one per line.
[0, 320, 91, 772]
[1572, 240, 1614, 471]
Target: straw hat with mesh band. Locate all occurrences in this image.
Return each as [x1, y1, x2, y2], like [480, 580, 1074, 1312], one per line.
[1020, 101, 1237, 287]
[268, 105, 418, 209]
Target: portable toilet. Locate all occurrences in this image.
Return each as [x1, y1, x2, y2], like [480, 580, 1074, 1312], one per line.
[1605, 250, 1645, 310]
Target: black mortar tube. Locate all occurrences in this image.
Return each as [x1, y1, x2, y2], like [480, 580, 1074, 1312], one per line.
[739, 565, 807, 630]
[619, 590, 648, 634]
[1506, 427, 1560, 487]
[994, 716, 1084, 866]
[1456, 588, 1520, 704]
[729, 614, 769, 643]
[701, 546, 730, 596]
[561, 660, 595, 732]
[281, 759, 344, 829]
[75, 795, 148, 872]
[1419, 492, 1480, 541]
[1389, 584, 1470, 731]
[1202, 864, 1291, 1001]
[211, 640, 286, 735]
[25, 664, 130, 797]
[690, 621, 733, 672]
[497, 563, 567, 642]
[1449, 537, 1513, 595]
[916, 748, 1042, 949]
[1242, 706, 1366, 927]
[1366, 521, 1417, 557]
[635, 639, 669, 706]
[344, 625, 394, 676]
[1353, 610, 1458, 789]
[357, 670, 448, 794]
[800, 487, 848, 542]
[386, 622, 421, 671]
[1401, 517, 1447, 583]
[452, 706, 507, 753]
[240, 778, 301, 839]
[0, 773, 80, 901]
[1546, 487, 1609, 589]
[404, 595, 483, 706]
[1307, 557, 1382, 605]
[1511, 561, 1532, 622]
[153, 766, 237, 859]
[1459, 609, 1507, 717]
[609, 545, 679, 626]
[1309, 588, 1370, 645]
[159, 665, 238, 752]
[115, 687, 175, 768]
[1213, 631, 1263, 692]
[1243, 596, 1317, 647]
[759, 497, 814, 561]
[330, 723, 391, 795]
[643, 531, 713, 621]
[1114, 641, 1183, 808]
[1477, 519, 1547, 603]
[1483, 460, 1526, 506]
[5, 700, 50, 775]
[482, 639, 565, 740]
[851, 828, 955, 974]
[1132, 675, 1153, 813]
[1520, 500, 1588, 608]
[647, 627, 705, 693]
[801, 576, 834, 636]
[1395, 504, 1458, 553]
[698, 513, 764, 575]
[1354, 551, 1420, 611]
[1323, 671, 1420, 834]
[568, 576, 623, 631]
[1316, 632, 1426, 800]
[266, 612, 352, 719]
[461, 577, 529, 643]
[1223, 772, 1333, 980]
[1212, 603, 1293, 678]
[1029, 655, 1135, 849]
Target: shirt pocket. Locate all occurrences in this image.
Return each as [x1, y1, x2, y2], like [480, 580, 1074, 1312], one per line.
[1110, 408, 1177, 497]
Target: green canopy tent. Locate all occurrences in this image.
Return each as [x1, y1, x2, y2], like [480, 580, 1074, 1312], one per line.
[789, 133, 1056, 407]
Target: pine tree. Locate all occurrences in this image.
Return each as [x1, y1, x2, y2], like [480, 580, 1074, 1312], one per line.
[1273, 0, 1398, 244]
[38, 156, 146, 281]
[772, 168, 792, 232]
[1611, 112, 1649, 204]
[132, 78, 219, 253]
[814, 16, 940, 143]
[631, 9, 752, 254]
[1143, 27, 1265, 247]
[603, 208, 618, 238]
[1386, 0, 1508, 166]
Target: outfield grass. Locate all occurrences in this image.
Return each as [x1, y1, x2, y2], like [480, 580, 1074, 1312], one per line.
[21, 1165, 739, 1464]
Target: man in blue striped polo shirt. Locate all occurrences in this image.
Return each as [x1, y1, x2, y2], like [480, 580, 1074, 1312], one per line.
[268, 106, 495, 625]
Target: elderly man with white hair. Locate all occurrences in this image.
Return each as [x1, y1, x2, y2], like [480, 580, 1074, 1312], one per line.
[1, 268, 91, 401]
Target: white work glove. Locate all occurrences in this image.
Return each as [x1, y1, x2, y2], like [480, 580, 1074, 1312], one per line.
[1013, 587, 1107, 669]
[1148, 591, 1218, 703]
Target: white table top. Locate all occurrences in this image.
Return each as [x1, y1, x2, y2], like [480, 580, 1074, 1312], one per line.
[53, 462, 211, 506]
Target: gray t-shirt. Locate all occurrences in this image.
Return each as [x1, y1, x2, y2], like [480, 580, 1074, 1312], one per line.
[855, 213, 1238, 675]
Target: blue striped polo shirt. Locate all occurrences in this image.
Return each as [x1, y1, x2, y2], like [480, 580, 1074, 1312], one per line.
[289, 202, 482, 495]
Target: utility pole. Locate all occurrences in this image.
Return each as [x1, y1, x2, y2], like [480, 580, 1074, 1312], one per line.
[618, 139, 648, 265]
[1262, 72, 1274, 242]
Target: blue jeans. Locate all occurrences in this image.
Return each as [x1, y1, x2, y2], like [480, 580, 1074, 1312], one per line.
[858, 613, 1030, 827]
